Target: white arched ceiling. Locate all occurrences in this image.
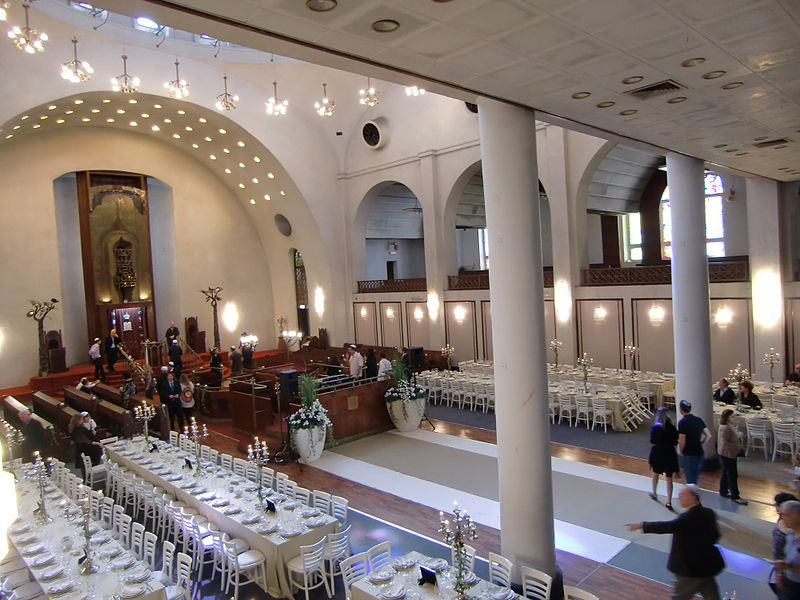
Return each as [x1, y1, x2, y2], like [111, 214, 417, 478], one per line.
[586, 145, 663, 214]
[366, 183, 423, 239]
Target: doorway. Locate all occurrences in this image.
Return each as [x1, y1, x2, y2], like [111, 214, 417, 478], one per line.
[107, 305, 150, 359]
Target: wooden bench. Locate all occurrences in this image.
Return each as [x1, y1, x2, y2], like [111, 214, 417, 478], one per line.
[62, 386, 99, 414]
[92, 382, 125, 407]
[63, 386, 136, 439]
[32, 391, 75, 433]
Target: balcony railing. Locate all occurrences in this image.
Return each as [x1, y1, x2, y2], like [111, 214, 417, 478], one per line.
[582, 257, 749, 286]
[447, 270, 554, 290]
[357, 278, 427, 293]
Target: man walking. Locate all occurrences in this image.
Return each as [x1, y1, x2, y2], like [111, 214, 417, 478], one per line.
[89, 337, 105, 382]
[104, 328, 122, 372]
[678, 400, 711, 485]
[627, 487, 724, 599]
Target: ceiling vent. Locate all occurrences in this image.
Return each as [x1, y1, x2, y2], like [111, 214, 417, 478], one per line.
[752, 138, 792, 149]
[624, 79, 686, 101]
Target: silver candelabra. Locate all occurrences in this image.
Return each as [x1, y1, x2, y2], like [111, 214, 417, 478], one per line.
[763, 348, 781, 391]
[247, 436, 270, 512]
[184, 417, 209, 476]
[133, 401, 157, 445]
[624, 344, 639, 377]
[77, 484, 99, 574]
[577, 353, 593, 394]
[439, 501, 478, 600]
[32, 451, 52, 524]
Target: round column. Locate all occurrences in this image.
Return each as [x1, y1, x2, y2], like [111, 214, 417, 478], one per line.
[477, 98, 556, 578]
[666, 153, 713, 452]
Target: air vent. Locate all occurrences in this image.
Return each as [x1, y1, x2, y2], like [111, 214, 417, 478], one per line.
[752, 138, 792, 149]
[624, 79, 686, 100]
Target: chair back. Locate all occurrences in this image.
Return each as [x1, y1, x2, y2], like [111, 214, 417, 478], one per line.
[745, 418, 768, 436]
[143, 531, 158, 571]
[366, 540, 391, 572]
[175, 552, 193, 593]
[294, 486, 312, 506]
[161, 540, 177, 583]
[564, 585, 599, 600]
[521, 565, 553, 600]
[232, 457, 248, 477]
[451, 542, 475, 573]
[340, 552, 368, 600]
[313, 490, 332, 515]
[488, 552, 512, 587]
[220, 453, 233, 471]
[131, 521, 145, 558]
[774, 422, 795, 440]
[300, 537, 327, 570]
[326, 524, 352, 561]
[332, 495, 349, 524]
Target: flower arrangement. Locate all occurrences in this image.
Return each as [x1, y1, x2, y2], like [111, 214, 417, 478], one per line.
[384, 357, 428, 420]
[288, 374, 331, 431]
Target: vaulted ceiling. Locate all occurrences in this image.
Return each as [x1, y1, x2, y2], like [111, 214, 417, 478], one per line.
[97, 0, 800, 183]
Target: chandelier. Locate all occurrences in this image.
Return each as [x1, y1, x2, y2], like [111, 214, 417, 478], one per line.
[215, 74, 238, 111]
[359, 77, 379, 107]
[265, 81, 287, 116]
[9, 3, 48, 54]
[164, 58, 189, 99]
[314, 82, 334, 117]
[111, 54, 140, 93]
[405, 85, 426, 97]
[60, 37, 93, 83]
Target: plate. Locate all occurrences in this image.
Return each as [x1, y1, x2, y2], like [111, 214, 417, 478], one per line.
[240, 514, 260, 525]
[279, 527, 303, 537]
[281, 500, 300, 511]
[369, 568, 395, 583]
[10, 522, 31, 535]
[462, 571, 478, 586]
[423, 558, 448, 572]
[165, 475, 182, 482]
[300, 508, 321, 518]
[305, 517, 327, 528]
[21, 543, 46, 556]
[31, 554, 55, 568]
[47, 581, 76, 597]
[223, 506, 242, 516]
[379, 584, 406, 599]
[256, 522, 278, 535]
[392, 557, 417, 571]
[211, 499, 230, 508]
[491, 588, 516, 600]
[99, 545, 122, 559]
[199, 493, 216, 502]
[15, 534, 39, 545]
[124, 569, 150, 584]
[112, 556, 136, 570]
[121, 583, 146, 598]
[37, 566, 65, 582]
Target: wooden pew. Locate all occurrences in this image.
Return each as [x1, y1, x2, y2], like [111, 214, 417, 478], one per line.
[32, 391, 75, 433]
[62, 386, 136, 439]
[91, 382, 125, 407]
[228, 380, 274, 436]
[62, 386, 99, 414]
[2, 394, 59, 459]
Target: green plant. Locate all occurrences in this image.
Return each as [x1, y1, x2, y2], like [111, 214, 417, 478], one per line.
[298, 373, 318, 408]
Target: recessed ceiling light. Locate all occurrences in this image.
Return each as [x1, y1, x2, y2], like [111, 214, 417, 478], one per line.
[21, 115, 29, 120]
[177, 110, 185, 115]
[5, 134, 12, 139]
[106, 118, 115, 123]
[280, 190, 286, 196]
[223, 148, 230, 153]
[735, 152, 748, 156]
[154, 104, 162, 109]
[185, 126, 193, 131]
[571, 91, 590, 99]
[219, 128, 226, 134]
[253, 156, 261, 162]
[667, 96, 687, 104]
[172, 133, 181, 139]
[32, 124, 40, 129]
[619, 109, 637, 115]
[12, 125, 19, 130]
[205, 136, 212, 142]
[56, 119, 64, 124]
[225, 168, 232, 174]
[238, 162, 245, 168]
[702, 70, 726, 80]
[596, 101, 615, 108]
[713, 143, 727, 148]
[724, 148, 738, 152]
[129, 121, 138, 127]
[680, 57, 706, 68]
[48, 105, 56, 110]
[117, 109, 126, 114]
[82, 117, 90, 122]
[237, 141, 245, 147]
[65, 110, 74, 115]
[621, 75, 643, 85]
[268, 172, 275, 179]
[371, 19, 399, 33]
[141, 113, 150, 118]
[238, 183, 245, 189]
[74, 99, 84, 105]
[264, 194, 271, 200]
[91, 109, 100, 113]
[721, 81, 743, 90]
[252, 178, 259, 183]
[198, 117, 207, 123]
[249, 198, 256, 205]
[192, 143, 199, 148]
[152, 125, 160, 131]
[128, 99, 138, 104]
[306, 0, 337, 12]
[40, 115, 48, 119]
[164, 118, 172, 123]
[210, 154, 216, 160]
[102, 99, 111, 103]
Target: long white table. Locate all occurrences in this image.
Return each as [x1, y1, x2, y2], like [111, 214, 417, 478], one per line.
[106, 439, 337, 598]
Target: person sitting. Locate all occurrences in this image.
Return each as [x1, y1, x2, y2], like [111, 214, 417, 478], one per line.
[713, 378, 736, 404]
[787, 364, 800, 387]
[76, 377, 96, 392]
[70, 411, 103, 476]
[19, 409, 47, 462]
[738, 380, 762, 409]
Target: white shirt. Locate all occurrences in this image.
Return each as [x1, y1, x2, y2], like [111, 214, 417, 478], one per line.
[89, 343, 101, 360]
[349, 352, 364, 378]
[377, 358, 392, 381]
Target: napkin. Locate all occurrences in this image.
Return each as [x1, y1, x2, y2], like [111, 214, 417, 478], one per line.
[423, 558, 448, 572]
[369, 567, 395, 583]
[305, 516, 327, 528]
[121, 583, 146, 598]
[380, 584, 406, 599]
[392, 556, 417, 571]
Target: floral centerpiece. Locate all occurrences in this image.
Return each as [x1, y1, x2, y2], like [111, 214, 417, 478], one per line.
[384, 358, 427, 431]
[288, 374, 332, 463]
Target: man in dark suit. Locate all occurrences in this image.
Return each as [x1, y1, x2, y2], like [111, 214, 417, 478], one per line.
[165, 321, 180, 344]
[19, 409, 47, 462]
[627, 487, 724, 599]
[158, 371, 183, 431]
[104, 328, 122, 372]
[168, 339, 183, 377]
[712, 378, 736, 404]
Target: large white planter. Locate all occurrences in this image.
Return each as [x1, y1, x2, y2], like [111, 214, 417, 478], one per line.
[292, 425, 326, 464]
[386, 398, 425, 432]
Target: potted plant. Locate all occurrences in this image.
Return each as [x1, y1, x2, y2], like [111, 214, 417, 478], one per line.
[384, 358, 428, 432]
[288, 374, 332, 463]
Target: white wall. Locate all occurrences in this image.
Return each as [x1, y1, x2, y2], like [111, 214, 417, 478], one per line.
[365, 239, 426, 280]
[456, 229, 481, 271]
[586, 214, 604, 265]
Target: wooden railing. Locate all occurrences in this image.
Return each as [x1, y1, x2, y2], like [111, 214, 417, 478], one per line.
[582, 257, 749, 286]
[357, 278, 427, 293]
[448, 270, 554, 290]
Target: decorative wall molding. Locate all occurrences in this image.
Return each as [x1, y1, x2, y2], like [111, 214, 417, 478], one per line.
[582, 258, 749, 286]
[357, 278, 427, 293]
[447, 269, 554, 290]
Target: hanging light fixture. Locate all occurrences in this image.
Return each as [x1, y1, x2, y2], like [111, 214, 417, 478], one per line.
[265, 81, 287, 116]
[0, 2, 10, 21]
[110, 54, 140, 93]
[215, 74, 238, 111]
[164, 58, 189, 99]
[359, 77, 379, 107]
[8, 3, 48, 54]
[405, 85, 426, 97]
[60, 37, 93, 83]
[314, 82, 335, 117]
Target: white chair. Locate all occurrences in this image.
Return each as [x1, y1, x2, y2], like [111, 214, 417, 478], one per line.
[223, 538, 268, 600]
[115, 513, 132, 548]
[293, 486, 312, 506]
[773, 423, 795, 461]
[80, 453, 106, 489]
[521, 565, 553, 600]
[245, 463, 260, 483]
[130, 521, 146, 558]
[313, 490, 333, 515]
[564, 585, 599, 600]
[450, 542, 475, 573]
[152, 540, 176, 588]
[340, 552, 368, 600]
[488, 552, 512, 588]
[169, 552, 192, 600]
[636, 382, 656, 411]
[142, 531, 158, 571]
[332, 495, 349, 524]
[287, 537, 332, 600]
[323, 524, 352, 591]
[99, 496, 114, 529]
[208, 447, 220, 466]
[558, 394, 576, 426]
[745, 418, 770, 459]
[232, 457, 248, 477]
[219, 453, 233, 471]
[189, 516, 217, 582]
[548, 392, 559, 424]
[591, 397, 613, 433]
[574, 396, 592, 429]
[366, 540, 391, 572]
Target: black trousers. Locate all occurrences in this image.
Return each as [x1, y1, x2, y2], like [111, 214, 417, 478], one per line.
[93, 357, 105, 381]
[719, 455, 740, 499]
[167, 400, 185, 432]
[106, 350, 118, 370]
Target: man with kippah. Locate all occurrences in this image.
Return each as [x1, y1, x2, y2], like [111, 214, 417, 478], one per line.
[89, 337, 105, 382]
[678, 400, 711, 486]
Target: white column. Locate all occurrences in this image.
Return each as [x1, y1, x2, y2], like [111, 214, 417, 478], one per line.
[478, 98, 556, 578]
[746, 177, 785, 379]
[667, 154, 713, 449]
[419, 152, 446, 351]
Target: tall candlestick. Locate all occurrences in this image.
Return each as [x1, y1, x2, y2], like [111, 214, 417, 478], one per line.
[439, 502, 478, 600]
[184, 417, 209, 476]
[247, 436, 270, 512]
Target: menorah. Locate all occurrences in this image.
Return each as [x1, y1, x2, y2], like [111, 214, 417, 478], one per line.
[549, 339, 563, 369]
[439, 501, 478, 600]
[133, 401, 157, 445]
[763, 348, 781, 390]
[184, 417, 209, 476]
[247, 436, 269, 512]
[77, 484, 99, 574]
[31, 451, 53, 523]
[441, 344, 455, 370]
[577, 353, 593, 394]
[728, 363, 750, 389]
[624, 344, 639, 377]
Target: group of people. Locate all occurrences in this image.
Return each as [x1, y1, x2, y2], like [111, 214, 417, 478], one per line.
[342, 345, 393, 380]
[713, 377, 763, 409]
[154, 365, 195, 432]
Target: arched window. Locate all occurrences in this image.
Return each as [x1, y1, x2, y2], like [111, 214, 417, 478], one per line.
[660, 172, 725, 259]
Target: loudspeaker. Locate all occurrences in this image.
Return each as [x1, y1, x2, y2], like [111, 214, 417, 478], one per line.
[278, 370, 298, 399]
[409, 346, 425, 372]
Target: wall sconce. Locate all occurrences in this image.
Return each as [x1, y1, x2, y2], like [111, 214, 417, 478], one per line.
[714, 306, 733, 328]
[222, 302, 239, 332]
[360, 306, 368, 318]
[413, 307, 424, 321]
[554, 280, 572, 323]
[101, 297, 111, 303]
[139, 292, 149, 300]
[427, 292, 439, 321]
[314, 287, 325, 318]
[593, 306, 607, 321]
[453, 305, 467, 323]
[388, 240, 399, 255]
[649, 305, 665, 325]
[753, 269, 781, 328]
[385, 306, 395, 319]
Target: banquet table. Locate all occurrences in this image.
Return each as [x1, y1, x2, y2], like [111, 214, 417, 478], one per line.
[8, 465, 166, 600]
[351, 551, 519, 600]
[105, 439, 337, 598]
